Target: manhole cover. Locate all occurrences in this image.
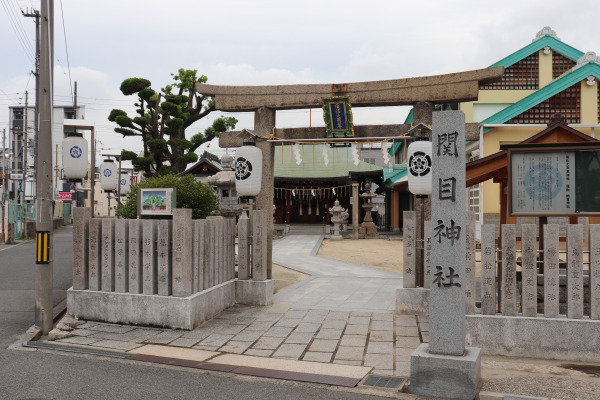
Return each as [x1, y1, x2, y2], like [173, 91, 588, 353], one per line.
[361, 374, 406, 389]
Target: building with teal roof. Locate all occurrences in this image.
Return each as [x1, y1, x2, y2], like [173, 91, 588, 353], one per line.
[388, 27, 600, 235]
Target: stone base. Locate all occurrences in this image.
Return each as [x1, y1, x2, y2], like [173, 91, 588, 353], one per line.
[330, 234, 343, 241]
[466, 314, 600, 363]
[396, 287, 429, 316]
[67, 279, 236, 330]
[358, 221, 378, 236]
[409, 343, 481, 400]
[235, 279, 274, 306]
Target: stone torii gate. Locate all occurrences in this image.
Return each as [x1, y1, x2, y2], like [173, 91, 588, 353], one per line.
[197, 66, 503, 281]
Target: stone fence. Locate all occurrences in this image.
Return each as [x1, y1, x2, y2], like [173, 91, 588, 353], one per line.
[399, 213, 600, 362]
[67, 208, 273, 329]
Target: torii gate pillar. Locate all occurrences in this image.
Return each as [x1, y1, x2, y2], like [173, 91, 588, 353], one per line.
[254, 107, 276, 279]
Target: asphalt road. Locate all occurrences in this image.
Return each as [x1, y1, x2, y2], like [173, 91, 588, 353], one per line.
[0, 225, 385, 400]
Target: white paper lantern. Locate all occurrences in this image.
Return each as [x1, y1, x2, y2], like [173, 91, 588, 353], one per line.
[62, 135, 88, 180]
[100, 160, 118, 191]
[119, 173, 131, 195]
[407, 140, 433, 195]
[234, 143, 262, 197]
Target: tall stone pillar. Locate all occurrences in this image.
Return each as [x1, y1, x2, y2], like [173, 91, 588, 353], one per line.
[410, 110, 481, 400]
[352, 183, 359, 240]
[254, 107, 275, 279]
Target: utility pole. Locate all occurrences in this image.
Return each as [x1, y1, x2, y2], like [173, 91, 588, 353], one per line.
[13, 124, 18, 202]
[2, 129, 6, 243]
[23, 8, 40, 202]
[24, 91, 28, 202]
[73, 81, 77, 117]
[35, 0, 54, 335]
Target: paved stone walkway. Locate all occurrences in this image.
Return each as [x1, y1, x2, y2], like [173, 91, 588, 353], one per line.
[58, 304, 427, 377]
[273, 235, 404, 313]
[56, 235, 419, 376]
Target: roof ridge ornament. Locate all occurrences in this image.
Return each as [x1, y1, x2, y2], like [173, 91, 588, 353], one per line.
[577, 51, 600, 66]
[567, 51, 600, 74]
[533, 26, 559, 42]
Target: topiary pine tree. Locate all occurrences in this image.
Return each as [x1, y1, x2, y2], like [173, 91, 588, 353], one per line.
[108, 69, 237, 177]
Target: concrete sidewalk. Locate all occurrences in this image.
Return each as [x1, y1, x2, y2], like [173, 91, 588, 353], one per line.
[30, 235, 600, 399]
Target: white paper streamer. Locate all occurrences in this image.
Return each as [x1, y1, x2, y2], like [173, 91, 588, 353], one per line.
[351, 144, 360, 166]
[293, 143, 302, 165]
[322, 144, 329, 166]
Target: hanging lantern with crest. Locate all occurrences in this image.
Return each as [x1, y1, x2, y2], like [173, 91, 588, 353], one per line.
[120, 173, 131, 195]
[407, 140, 433, 196]
[234, 142, 262, 197]
[100, 159, 118, 192]
[62, 134, 88, 182]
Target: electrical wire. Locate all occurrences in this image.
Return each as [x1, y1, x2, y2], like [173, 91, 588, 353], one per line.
[58, 0, 73, 104]
[0, 0, 35, 62]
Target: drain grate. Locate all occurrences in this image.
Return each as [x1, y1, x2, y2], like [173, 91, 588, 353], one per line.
[361, 374, 406, 389]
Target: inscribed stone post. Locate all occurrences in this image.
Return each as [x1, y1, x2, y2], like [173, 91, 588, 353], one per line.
[207, 218, 216, 287]
[193, 220, 206, 293]
[173, 209, 193, 297]
[128, 220, 143, 294]
[72, 207, 92, 290]
[480, 224, 496, 315]
[216, 218, 224, 285]
[402, 211, 416, 288]
[114, 219, 129, 293]
[157, 220, 172, 296]
[423, 221, 431, 289]
[252, 210, 268, 281]
[224, 218, 230, 281]
[465, 211, 476, 314]
[590, 225, 600, 320]
[206, 216, 221, 286]
[429, 111, 466, 356]
[228, 218, 236, 280]
[101, 219, 116, 292]
[352, 183, 359, 240]
[238, 215, 251, 280]
[543, 224, 560, 318]
[501, 225, 516, 316]
[202, 220, 211, 290]
[521, 224, 537, 317]
[143, 220, 158, 295]
[88, 218, 101, 290]
[567, 224, 583, 319]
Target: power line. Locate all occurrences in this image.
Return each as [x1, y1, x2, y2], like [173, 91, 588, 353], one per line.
[0, 0, 34, 61]
[58, 0, 73, 103]
[9, 0, 34, 55]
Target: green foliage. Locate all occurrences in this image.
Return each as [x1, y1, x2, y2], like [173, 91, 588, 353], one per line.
[108, 69, 237, 177]
[121, 150, 138, 160]
[117, 174, 218, 219]
[115, 128, 136, 136]
[120, 78, 151, 96]
[138, 88, 155, 101]
[115, 115, 133, 128]
[108, 109, 127, 122]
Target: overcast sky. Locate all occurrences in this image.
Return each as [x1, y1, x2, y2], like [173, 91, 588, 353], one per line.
[1, 0, 600, 158]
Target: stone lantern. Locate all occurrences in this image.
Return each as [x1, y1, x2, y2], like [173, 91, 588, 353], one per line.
[207, 155, 242, 218]
[358, 183, 378, 238]
[329, 199, 346, 241]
